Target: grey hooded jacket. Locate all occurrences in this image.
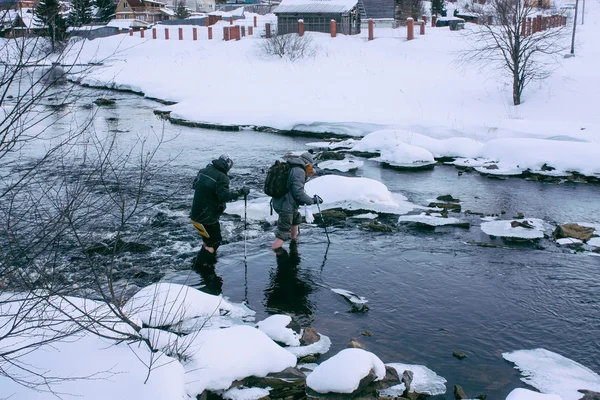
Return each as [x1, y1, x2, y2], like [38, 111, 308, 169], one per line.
[272, 157, 314, 214]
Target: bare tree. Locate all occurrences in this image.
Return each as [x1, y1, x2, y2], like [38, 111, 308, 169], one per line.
[462, 0, 568, 105]
[258, 32, 317, 62]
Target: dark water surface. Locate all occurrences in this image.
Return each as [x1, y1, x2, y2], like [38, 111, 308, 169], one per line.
[36, 89, 600, 398]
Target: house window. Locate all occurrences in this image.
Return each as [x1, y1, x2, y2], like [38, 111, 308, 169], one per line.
[123, 1, 128, 7]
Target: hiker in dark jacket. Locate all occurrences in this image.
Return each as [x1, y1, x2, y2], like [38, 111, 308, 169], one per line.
[191, 154, 249, 267]
[271, 152, 322, 255]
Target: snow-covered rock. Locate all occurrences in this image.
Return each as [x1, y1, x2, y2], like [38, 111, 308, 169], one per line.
[385, 363, 447, 396]
[352, 129, 483, 159]
[184, 325, 297, 395]
[556, 238, 583, 246]
[124, 283, 235, 327]
[306, 139, 358, 149]
[398, 213, 464, 226]
[306, 348, 386, 394]
[305, 175, 418, 214]
[480, 219, 547, 239]
[222, 387, 271, 400]
[374, 143, 436, 168]
[285, 334, 331, 358]
[256, 315, 300, 347]
[318, 159, 364, 172]
[505, 388, 562, 400]
[331, 288, 368, 305]
[503, 348, 600, 400]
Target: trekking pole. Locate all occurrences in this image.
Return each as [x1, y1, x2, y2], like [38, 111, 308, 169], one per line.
[244, 193, 248, 303]
[315, 199, 330, 244]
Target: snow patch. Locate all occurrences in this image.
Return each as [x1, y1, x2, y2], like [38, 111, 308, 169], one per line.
[398, 213, 463, 226]
[386, 363, 447, 395]
[318, 159, 364, 172]
[286, 334, 332, 358]
[480, 219, 547, 239]
[222, 386, 271, 400]
[505, 388, 562, 400]
[256, 315, 301, 347]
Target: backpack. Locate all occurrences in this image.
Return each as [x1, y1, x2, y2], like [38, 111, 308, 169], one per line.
[264, 160, 291, 198]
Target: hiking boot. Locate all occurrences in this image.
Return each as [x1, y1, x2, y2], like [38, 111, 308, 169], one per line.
[289, 240, 299, 255]
[273, 247, 289, 261]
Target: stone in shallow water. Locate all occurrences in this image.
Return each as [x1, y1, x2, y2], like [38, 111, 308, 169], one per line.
[301, 327, 321, 346]
[553, 223, 596, 242]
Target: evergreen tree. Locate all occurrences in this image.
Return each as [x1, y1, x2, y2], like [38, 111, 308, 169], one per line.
[431, 0, 445, 16]
[69, 0, 93, 26]
[174, 0, 190, 19]
[94, 0, 115, 23]
[34, 0, 68, 52]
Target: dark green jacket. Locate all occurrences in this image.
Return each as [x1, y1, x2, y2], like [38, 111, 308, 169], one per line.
[190, 159, 241, 224]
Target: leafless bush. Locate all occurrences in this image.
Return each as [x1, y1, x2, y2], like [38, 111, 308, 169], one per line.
[258, 32, 318, 62]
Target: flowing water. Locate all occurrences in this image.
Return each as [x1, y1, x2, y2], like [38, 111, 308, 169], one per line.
[13, 87, 600, 399]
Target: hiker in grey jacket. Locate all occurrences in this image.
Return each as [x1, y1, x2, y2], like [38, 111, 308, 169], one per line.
[271, 152, 322, 255]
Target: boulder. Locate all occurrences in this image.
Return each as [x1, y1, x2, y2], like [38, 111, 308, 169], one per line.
[511, 220, 534, 229]
[306, 369, 378, 399]
[301, 327, 321, 346]
[243, 367, 306, 399]
[374, 365, 401, 390]
[347, 339, 363, 349]
[319, 151, 345, 161]
[452, 350, 468, 360]
[436, 195, 460, 203]
[315, 209, 347, 225]
[554, 223, 597, 242]
[454, 384, 468, 399]
[94, 98, 116, 106]
[360, 220, 393, 233]
[401, 370, 414, 397]
[578, 390, 600, 400]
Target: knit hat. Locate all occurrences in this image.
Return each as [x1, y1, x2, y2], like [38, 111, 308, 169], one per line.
[219, 154, 234, 171]
[300, 152, 314, 166]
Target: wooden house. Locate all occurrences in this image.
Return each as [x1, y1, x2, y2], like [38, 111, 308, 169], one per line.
[274, 0, 361, 35]
[114, 0, 174, 23]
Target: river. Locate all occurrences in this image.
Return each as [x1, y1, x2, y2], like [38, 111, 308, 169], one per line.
[17, 85, 600, 398]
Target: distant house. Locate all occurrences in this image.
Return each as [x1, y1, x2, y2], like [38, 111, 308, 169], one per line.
[114, 0, 173, 23]
[189, 0, 215, 12]
[360, 0, 394, 23]
[273, 0, 361, 35]
[0, 8, 43, 37]
[107, 17, 152, 30]
[0, 0, 38, 9]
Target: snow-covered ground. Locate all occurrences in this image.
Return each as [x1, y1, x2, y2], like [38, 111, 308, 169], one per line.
[63, 2, 600, 177]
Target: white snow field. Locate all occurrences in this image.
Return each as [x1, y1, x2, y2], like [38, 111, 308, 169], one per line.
[505, 388, 562, 400]
[306, 348, 386, 393]
[503, 348, 600, 400]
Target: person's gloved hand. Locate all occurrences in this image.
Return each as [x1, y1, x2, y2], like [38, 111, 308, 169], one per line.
[313, 195, 323, 204]
[239, 187, 250, 196]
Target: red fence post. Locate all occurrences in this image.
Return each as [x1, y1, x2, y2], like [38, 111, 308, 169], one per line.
[368, 18, 374, 40]
[129, 28, 133, 36]
[526, 17, 532, 35]
[419, 19, 425, 34]
[241, 25, 246, 37]
[205, 16, 210, 27]
[179, 27, 183, 40]
[521, 17, 526, 36]
[298, 19, 304, 36]
[208, 26, 213, 40]
[223, 26, 229, 41]
[152, 28, 156, 39]
[254, 15, 257, 27]
[235, 25, 241, 40]
[193, 27, 197, 40]
[432, 15, 437, 27]
[248, 26, 253, 35]
[265, 23, 271, 38]
[230, 17, 233, 25]
[140, 28, 144, 38]
[330, 19, 336, 37]
[421, 15, 427, 25]
[407, 17, 414, 40]
[165, 28, 169, 40]
[536, 15, 542, 32]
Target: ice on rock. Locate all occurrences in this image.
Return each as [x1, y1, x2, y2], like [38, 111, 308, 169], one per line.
[331, 288, 368, 305]
[480, 219, 547, 239]
[556, 238, 583, 246]
[184, 325, 297, 395]
[256, 314, 301, 347]
[226, 196, 278, 222]
[398, 213, 462, 226]
[306, 139, 358, 149]
[124, 283, 234, 327]
[588, 237, 600, 247]
[386, 363, 447, 396]
[505, 388, 562, 400]
[222, 387, 271, 400]
[306, 348, 386, 394]
[305, 175, 418, 214]
[378, 382, 407, 398]
[286, 334, 332, 358]
[318, 159, 364, 172]
[503, 348, 600, 400]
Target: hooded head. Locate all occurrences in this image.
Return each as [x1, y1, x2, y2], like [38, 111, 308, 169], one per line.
[299, 152, 314, 166]
[213, 153, 234, 172]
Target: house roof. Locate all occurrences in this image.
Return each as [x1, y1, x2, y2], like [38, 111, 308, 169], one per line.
[273, 0, 358, 14]
[160, 7, 175, 15]
[107, 18, 151, 28]
[123, 0, 144, 8]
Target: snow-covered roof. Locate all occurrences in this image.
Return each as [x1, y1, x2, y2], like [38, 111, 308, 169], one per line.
[274, 0, 358, 14]
[160, 7, 175, 15]
[143, 0, 166, 4]
[107, 18, 151, 28]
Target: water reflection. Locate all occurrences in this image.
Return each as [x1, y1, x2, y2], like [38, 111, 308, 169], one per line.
[191, 255, 223, 296]
[264, 243, 316, 322]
